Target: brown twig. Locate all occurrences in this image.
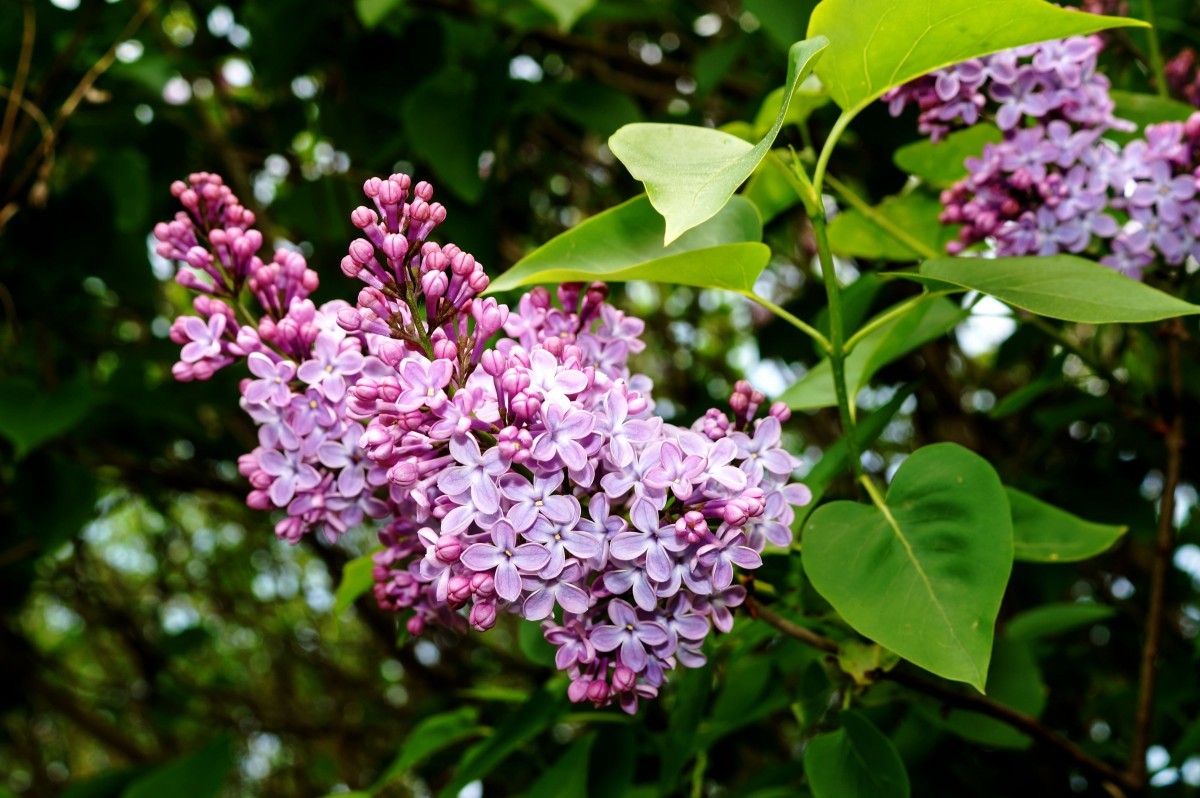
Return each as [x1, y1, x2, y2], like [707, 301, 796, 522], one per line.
[748, 598, 1138, 794]
[0, 0, 36, 182]
[1128, 316, 1188, 787]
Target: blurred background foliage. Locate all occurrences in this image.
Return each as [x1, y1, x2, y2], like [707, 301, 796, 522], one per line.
[1, 0, 1200, 796]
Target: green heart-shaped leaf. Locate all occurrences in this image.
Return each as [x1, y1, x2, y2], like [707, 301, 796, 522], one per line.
[804, 710, 910, 798]
[487, 194, 765, 294]
[807, 0, 1146, 117]
[803, 443, 1013, 690]
[609, 37, 828, 244]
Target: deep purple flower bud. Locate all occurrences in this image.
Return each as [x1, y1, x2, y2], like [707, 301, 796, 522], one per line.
[435, 534, 462, 562]
[586, 680, 610, 705]
[447, 574, 472, 604]
[470, 571, 496, 599]
[406, 615, 426, 636]
[382, 233, 408, 261]
[529, 286, 552, 309]
[612, 665, 637, 693]
[470, 601, 497, 631]
[568, 679, 591, 704]
[729, 392, 749, 416]
[558, 282, 583, 312]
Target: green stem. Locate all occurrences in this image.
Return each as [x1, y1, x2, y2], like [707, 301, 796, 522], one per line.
[736, 289, 832, 354]
[860, 473, 888, 512]
[812, 109, 855, 198]
[1024, 315, 1116, 384]
[843, 291, 952, 355]
[813, 214, 863, 478]
[824, 173, 940, 261]
[1143, 0, 1170, 99]
[690, 750, 708, 798]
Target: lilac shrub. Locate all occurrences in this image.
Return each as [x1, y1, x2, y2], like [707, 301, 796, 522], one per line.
[154, 171, 813, 712]
[884, 33, 1200, 279]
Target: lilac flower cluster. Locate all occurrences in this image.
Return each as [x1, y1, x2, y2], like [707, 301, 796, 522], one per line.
[155, 171, 813, 711]
[885, 35, 1200, 279]
[157, 174, 389, 542]
[1166, 48, 1200, 109]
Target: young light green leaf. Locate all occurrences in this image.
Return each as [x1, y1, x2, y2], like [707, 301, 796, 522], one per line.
[779, 297, 965, 410]
[917, 256, 1200, 323]
[827, 192, 954, 261]
[803, 444, 1013, 690]
[530, 0, 594, 32]
[893, 124, 1002, 187]
[927, 637, 1047, 749]
[1006, 602, 1115, 643]
[752, 74, 829, 138]
[487, 195, 763, 294]
[804, 710, 910, 798]
[837, 641, 900, 686]
[609, 37, 828, 244]
[372, 708, 484, 789]
[1008, 488, 1126, 563]
[334, 551, 379, 614]
[807, 0, 1146, 117]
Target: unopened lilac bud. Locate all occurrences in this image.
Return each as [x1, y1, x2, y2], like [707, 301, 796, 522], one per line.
[469, 601, 497, 631]
[351, 206, 377, 229]
[568, 679, 591, 703]
[433, 338, 458, 361]
[501, 369, 531, 396]
[729, 391, 749, 416]
[510, 391, 541, 420]
[447, 575, 472, 604]
[769, 402, 792, 422]
[481, 349, 506, 377]
[382, 233, 408, 261]
[529, 286, 551, 309]
[422, 269, 448, 299]
[467, 270, 490, 294]
[627, 392, 648, 415]
[407, 615, 426, 636]
[543, 336, 565, 358]
[558, 282, 582, 311]
[612, 665, 636, 692]
[435, 534, 462, 562]
[587, 680, 610, 705]
[470, 571, 495, 598]
[734, 379, 752, 396]
[349, 238, 375, 265]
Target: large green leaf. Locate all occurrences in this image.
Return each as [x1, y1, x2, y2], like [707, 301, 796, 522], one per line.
[915, 256, 1200, 323]
[893, 124, 1002, 188]
[827, 192, 954, 261]
[1006, 602, 1115, 643]
[526, 735, 594, 798]
[807, 0, 1145, 116]
[436, 683, 568, 798]
[121, 737, 234, 798]
[803, 444, 1013, 690]
[372, 707, 483, 789]
[334, 551, 378, 614]
[0, 374, 92, 459]
[488, 195, 765, 293]
[929, 637, 1046, 749]
[609, 37, 828, 243]
[780, 297, 965, 410]
[804, 710, 910, 798]
[1007, 488, 1126, 563]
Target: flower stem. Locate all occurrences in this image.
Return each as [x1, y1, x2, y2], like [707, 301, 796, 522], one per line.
[813, 213, 863, 478]
[736, 289, 831, 354]
[1143, 0, 1170, 99]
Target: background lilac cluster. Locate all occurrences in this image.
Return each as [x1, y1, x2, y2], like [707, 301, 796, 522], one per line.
[155, 172, 812, 712]
[884, 34, 1200, 279]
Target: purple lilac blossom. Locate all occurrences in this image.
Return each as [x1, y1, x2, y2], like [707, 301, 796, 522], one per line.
[156, 170, 813, 712]
[884, 34, 1200, 279]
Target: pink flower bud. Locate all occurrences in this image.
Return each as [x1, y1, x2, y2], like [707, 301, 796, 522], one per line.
[612, 665, 636, 692]
[435, 534, 462, 562]
[469, 601, 497, 631]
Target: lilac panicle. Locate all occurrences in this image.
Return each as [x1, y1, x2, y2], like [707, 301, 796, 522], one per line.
[156, 168, 814, 711]
[884, 32, 1200, 279]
